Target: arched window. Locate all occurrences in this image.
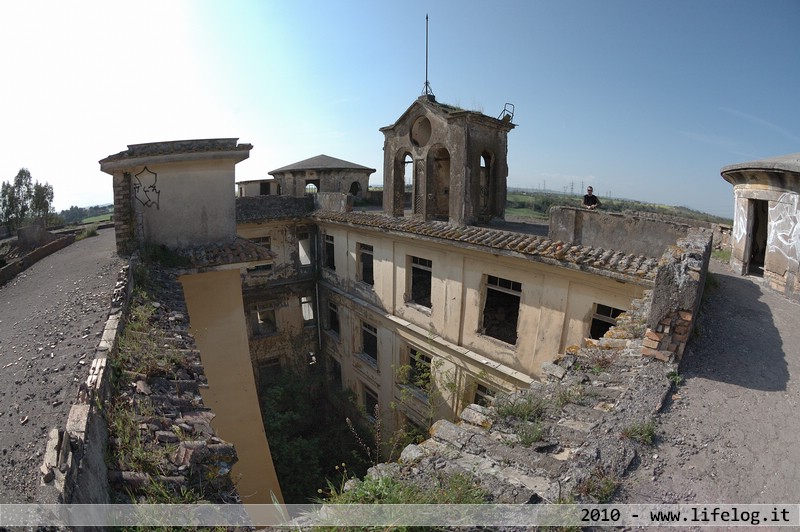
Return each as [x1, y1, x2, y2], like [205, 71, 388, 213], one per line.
[304, 183, 318, 195]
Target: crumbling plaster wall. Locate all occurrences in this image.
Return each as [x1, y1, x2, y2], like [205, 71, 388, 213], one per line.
[642, 227, 712, 361]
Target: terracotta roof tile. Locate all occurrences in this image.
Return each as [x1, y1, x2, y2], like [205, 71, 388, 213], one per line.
[184, 237, 274, 270]
[312, 211, 658, 284]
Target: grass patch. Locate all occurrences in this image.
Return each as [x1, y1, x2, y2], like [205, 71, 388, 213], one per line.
[667, 370, 684, 387]
[495, 393, 547, 421]
[75, 224, 99, 241]
[575, 467, 619, 503]
[82, 213, 113, 224]
[711, 247, 731, 262]
[621, 420, 656, 445]
[321, 471, 487, 505]
[555, 385, 594, 407]
[516, 420, 545, 446]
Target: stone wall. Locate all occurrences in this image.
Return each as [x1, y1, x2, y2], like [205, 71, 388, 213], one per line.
[642, 227, 713, 362]
[548, 206, 693, 257]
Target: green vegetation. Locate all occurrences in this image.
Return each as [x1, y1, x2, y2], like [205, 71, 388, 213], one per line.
[260, 366, 375, 503]
[506, 189, 732, 225]
[494, 393, 548, 447]
[0, 167, 54, 230]
[74, 224, 99, 241]
[321, 470, 486, 504]
[82, 213, 113, 224]
[141, 243, 191, 268]
[621, 420, 657, 445]
[667, 370, 684, 387]
[575, 467, 619, 503]
[712, 247, 732, 262]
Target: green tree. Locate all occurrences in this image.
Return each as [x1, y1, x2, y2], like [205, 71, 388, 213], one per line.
[0, 168, 55, 229]
[31, 181, 54, 221]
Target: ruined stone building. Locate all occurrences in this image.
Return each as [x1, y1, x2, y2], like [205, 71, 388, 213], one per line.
[100, 96, 712, 489]
[722, 153, 800, 302]
[233, 96, 677, 435]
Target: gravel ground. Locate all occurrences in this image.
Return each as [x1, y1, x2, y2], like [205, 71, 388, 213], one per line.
[619, 258, 800, 505]
[0, 228, 121, 503]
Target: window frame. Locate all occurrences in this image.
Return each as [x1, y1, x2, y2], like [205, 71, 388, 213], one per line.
[327, 301, 340, 336]
[481, 275, 522, 345]
[408, 255, 433, 309]
[324, 234, 336, 270]
[251, 304, 278, 337]
[357, 243, 374, 286]
[300, 295, 315, 326]
[360, 321, 378, 367]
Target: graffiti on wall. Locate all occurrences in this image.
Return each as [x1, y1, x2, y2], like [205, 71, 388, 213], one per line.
[133, 166, 160, 210]
[732, 193, 747, 245]
[767, 192, 800, 269]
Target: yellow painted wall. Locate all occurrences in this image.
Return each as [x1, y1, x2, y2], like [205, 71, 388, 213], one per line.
[179, 269, 283, 504]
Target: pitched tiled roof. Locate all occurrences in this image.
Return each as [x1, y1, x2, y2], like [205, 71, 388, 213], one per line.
[312, 211, 659, 284]
[236, 196, 315, 222]
[183, 237, 274, 270]
[99, 138, 252, 164]
[269, 154, 375, 175]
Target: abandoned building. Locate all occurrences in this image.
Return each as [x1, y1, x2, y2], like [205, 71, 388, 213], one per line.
[100, 95, 712, 499]
[722, 153, 800, 302]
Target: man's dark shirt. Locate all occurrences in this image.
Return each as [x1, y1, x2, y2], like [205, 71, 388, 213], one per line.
[583, 194, 600, 208]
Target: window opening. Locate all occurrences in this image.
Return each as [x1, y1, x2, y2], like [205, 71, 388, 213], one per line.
[362, 322, 378, 365]
[482, 275, 521, 344]
[358, 243, 374, 285]
[474, 383, 497, 407]
[409, 256, 432, 308]
[260, 182, 270, 195]
[328, 301, 340, 335]
[407, 348, 432, 392]
[298, 231, 312, 266]
[252, 235, 271, 250]
[246, 263, 272, 274]
[301, 295, 315, 325]
[324, 234, 335, 270]
[349, 181, 362, 196]
[304, 182, 319, 195]
[590, 303, 625, 339]
[331, 358, 342, 389]
[252, 305, 277, 336]
[364, 386, 379, 422]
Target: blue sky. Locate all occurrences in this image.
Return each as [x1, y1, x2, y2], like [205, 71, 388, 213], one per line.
[1, 0, 798, 218]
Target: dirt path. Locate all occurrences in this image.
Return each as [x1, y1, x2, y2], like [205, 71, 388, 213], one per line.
[0, 228, 121, 502]
[619, 258, 800, 504]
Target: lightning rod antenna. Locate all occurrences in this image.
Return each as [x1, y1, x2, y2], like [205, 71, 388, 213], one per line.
[422, 14, 434, 96]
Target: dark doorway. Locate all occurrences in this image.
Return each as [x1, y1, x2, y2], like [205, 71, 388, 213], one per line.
[747, 199, 769, 276]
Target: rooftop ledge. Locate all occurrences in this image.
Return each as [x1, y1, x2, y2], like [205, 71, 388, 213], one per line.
[99, 138, 252, 173]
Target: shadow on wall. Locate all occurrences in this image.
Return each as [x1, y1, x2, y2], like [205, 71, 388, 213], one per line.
[682, 263, 788, 392]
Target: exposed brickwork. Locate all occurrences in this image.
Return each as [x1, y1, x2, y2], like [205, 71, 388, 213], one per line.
[112, 171, 134, 254]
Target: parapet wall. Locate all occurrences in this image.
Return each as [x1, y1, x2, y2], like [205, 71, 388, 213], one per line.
[549, 206, 693, 257]
[641, 227, 713, 361]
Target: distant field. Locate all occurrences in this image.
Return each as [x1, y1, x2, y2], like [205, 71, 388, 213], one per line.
[82, 213, 113, 224]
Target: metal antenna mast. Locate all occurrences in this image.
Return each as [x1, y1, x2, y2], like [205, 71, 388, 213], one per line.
[422, 14, 434, 96]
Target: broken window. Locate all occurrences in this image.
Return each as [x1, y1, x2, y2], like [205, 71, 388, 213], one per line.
[361, 322, 378, 366]
[298, 231, 311, 266]
[300, 295, 315, 325]
[358, 243, 374, 285]
[363, 385, 379, 422]
[331, 358, 342, 389]
[252, 235, 271, 250]
[252, 305, 277, 336]
[406, 348, 432, 393]
[327, 301, 340, 335]
[474, 383, 497, 407]
[324, 234, 336, 270]
[482, 275, 521, 344]
[409, 256, 432, 308]
[590, 303, 624, 339]
[246, 263, 272, 274]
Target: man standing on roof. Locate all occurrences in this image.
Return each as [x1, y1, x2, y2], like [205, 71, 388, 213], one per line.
[583, 186, 601, 210]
